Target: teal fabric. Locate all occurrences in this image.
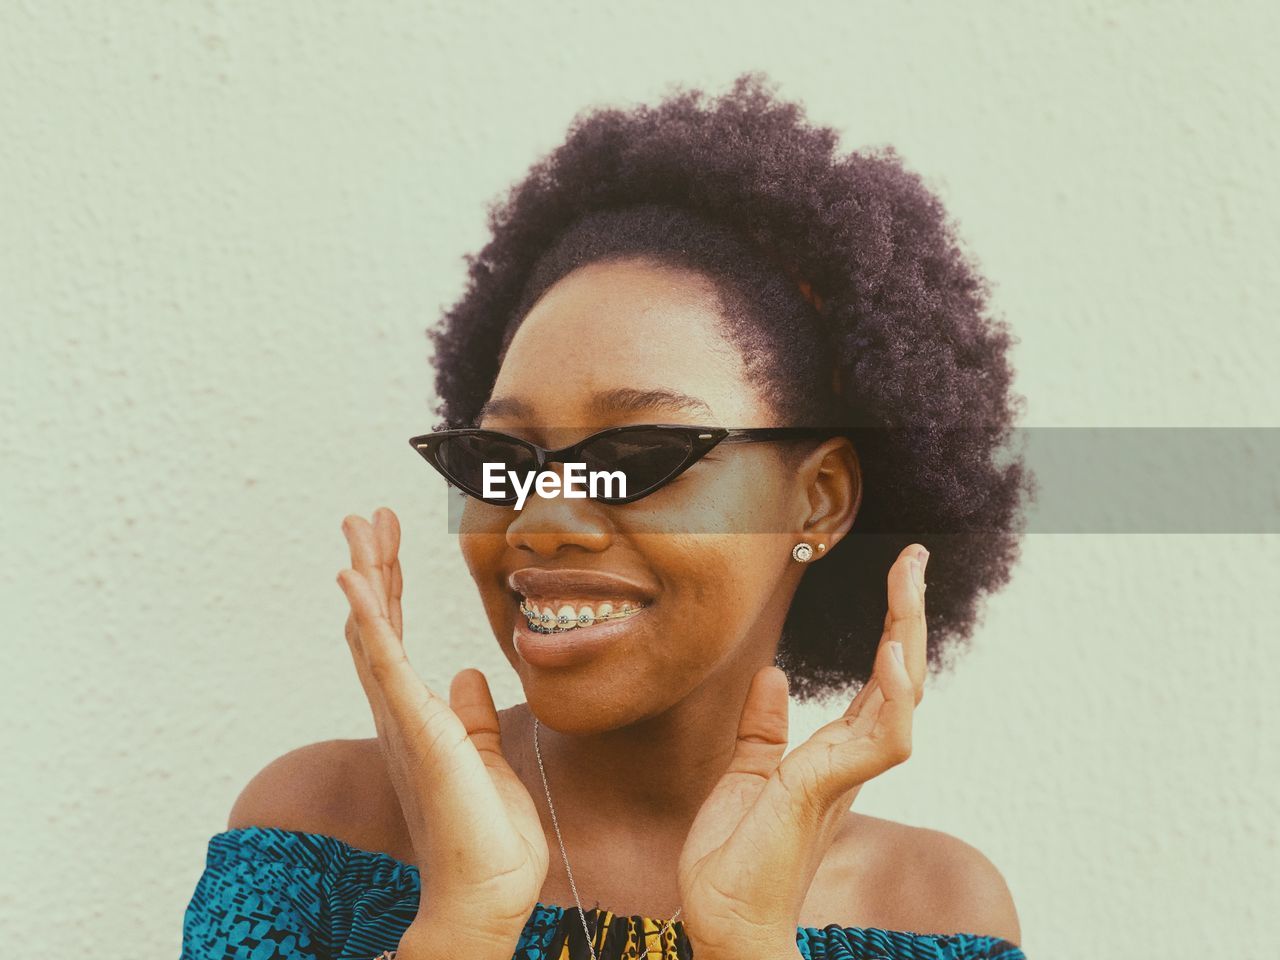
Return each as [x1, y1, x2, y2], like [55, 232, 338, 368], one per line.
[182, 826, 1027, 959]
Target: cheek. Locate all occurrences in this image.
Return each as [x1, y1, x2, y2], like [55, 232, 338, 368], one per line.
[459, 497, 512, 535]
[651, 534, 783, 659]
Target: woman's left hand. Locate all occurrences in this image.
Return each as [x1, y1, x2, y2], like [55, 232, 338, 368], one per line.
[676, 544, 929, 960]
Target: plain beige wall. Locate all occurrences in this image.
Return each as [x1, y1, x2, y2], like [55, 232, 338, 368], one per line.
[3, 3, 1277, 957]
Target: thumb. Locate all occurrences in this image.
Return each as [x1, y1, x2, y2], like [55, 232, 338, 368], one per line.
[449, 668, 507, 767]
[723, 665, 791, 782]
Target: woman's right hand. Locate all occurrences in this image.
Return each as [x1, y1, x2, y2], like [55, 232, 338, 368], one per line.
[337, 507, 549, 947]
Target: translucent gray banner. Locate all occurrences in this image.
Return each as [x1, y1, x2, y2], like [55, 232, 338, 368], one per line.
[430, 428, 1280, 534]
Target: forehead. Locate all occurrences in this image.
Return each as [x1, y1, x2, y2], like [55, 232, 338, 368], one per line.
[487, 259, 769, 429]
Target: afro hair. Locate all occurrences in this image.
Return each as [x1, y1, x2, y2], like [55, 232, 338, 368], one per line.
[427, 71, 1034, 705]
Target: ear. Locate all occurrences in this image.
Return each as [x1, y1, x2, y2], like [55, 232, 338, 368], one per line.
[795, 437, 861, 548]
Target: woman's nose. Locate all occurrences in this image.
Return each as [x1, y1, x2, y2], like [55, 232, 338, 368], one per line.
[504, 462, 612, 556]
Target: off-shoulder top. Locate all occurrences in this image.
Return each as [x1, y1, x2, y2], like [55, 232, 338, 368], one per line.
[181, 826, 1026, 959]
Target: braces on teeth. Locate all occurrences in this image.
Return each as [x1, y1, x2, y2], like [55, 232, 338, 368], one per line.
[518, 599, 648, 634]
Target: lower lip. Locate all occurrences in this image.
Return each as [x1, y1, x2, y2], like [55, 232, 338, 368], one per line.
[513, 604, 650, 669]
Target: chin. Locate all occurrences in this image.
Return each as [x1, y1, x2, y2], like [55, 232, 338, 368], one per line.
[519, 683, 642, 736]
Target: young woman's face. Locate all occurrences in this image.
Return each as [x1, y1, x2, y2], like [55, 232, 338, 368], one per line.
[459, 258, 848, 732]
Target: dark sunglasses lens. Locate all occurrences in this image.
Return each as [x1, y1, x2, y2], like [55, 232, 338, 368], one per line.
[580, 428, 695, 501]
[435, 434, 536, 503]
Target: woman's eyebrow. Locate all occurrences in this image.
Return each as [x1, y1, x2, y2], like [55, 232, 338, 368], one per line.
[592, 387, 715, 418]
[475, 395, 528, 421]
[476, 387, 714, 422]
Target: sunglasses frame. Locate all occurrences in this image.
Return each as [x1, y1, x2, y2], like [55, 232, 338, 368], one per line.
[408, 423, 852, 506]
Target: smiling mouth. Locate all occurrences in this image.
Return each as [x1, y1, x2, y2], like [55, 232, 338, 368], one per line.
[516, 597, 650, 634]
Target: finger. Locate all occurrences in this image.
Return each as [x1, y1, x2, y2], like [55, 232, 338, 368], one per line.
[374, 507, 404, 638]
[449, 668, 506, 767]
[388, 555, 404, 638]
[343, 514, 390, 621]
[337, 566, 433, 728]
[835, 548, 918, 726]
[339, 513, 392, 721]
[869, 639, 914, 768]
[722, 666, 790, 782]
[821, 544, 924, 733]
[881, 544, 928, 705]
[343, 604, 389, 738]
[369, 510, 396, 623]
[815, 639, 914, 793]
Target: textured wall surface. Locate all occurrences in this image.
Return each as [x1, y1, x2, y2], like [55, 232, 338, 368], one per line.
[2, 3, 1277, 958]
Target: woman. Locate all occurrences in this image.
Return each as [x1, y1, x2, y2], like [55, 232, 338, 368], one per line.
[182, 73, 1032, 960]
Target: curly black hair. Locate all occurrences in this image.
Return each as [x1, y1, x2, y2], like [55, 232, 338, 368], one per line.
[427, 71, 1034, 705]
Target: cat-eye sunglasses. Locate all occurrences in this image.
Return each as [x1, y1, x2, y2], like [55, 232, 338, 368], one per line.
[409, 423, 852, 506]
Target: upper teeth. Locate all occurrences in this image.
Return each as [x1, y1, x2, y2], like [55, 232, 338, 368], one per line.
[518, 599, 645, 630]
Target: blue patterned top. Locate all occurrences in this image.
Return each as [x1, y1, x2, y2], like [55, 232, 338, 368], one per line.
[181, 826, 1026, 960]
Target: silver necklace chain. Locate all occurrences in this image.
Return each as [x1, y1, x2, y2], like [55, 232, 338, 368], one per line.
[532, 715, 682, 960]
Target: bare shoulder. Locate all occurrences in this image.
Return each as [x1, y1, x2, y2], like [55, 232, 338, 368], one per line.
[227, 737, 405, 857]
[821, 812, 1021, 945]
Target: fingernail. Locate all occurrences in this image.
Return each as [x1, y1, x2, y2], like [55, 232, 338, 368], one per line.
[910, 557, 924, 593]
[890, 641, 904, 665]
